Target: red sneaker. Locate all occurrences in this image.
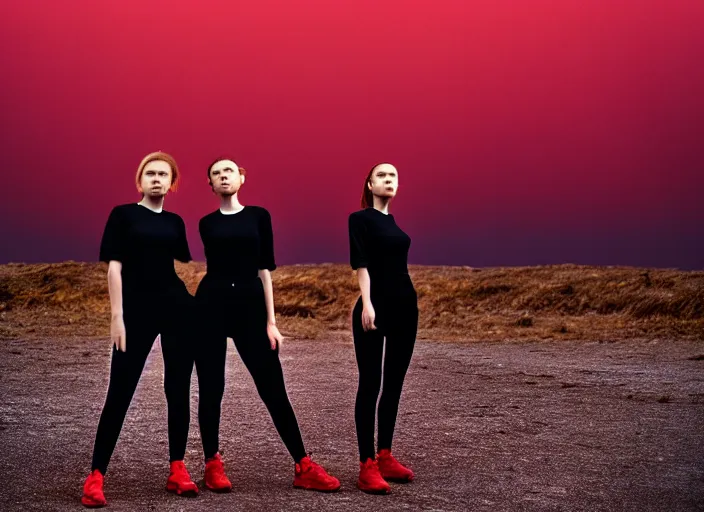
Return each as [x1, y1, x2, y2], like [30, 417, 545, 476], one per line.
[166, 460, 199, 497]
[293, 455, 341, 492]
[204, 453, 232, 493]
[357, 458, 391, 494]
[81, 469, 107, 508]
[377, 449, 414, 482]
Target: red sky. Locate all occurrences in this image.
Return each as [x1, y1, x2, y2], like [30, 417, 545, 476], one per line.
[1, 1, 703, 268]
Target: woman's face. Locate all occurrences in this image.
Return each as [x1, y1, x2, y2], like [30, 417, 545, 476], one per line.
[209, 159, 244, 196]
[368, 163, 398, 200]
[139, 160, 172, 198]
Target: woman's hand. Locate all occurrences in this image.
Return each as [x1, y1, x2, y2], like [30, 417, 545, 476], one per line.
[267, 322, 284, 350]
[111, 313, 126, 352]
[362, 303, 377, 332]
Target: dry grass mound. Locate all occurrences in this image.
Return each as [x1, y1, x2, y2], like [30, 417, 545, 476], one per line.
[1, 262, 702, 341]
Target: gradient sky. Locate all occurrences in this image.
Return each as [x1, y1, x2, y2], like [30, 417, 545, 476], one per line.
[1, 1, 703, 269]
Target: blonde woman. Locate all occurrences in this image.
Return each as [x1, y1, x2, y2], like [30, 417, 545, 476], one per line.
[82, 152, 198, 507]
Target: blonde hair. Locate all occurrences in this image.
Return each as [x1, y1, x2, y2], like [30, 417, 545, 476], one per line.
[135, 151, 180, 192]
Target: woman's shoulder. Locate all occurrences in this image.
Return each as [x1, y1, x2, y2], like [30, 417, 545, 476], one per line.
[199, 209, 220, 223]
[156, 209, 186, 229]
[247, 205, 272, 218]
[349, 208, 374, 221]
[113, 202, 137, 212]
[107, 203, 138, 218]
[349, 208, 369, 217]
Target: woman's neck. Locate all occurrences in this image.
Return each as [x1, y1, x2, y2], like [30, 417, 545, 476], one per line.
[373, 196, 391, 214]
[138, 195, 164, 212]
[219, 194, 244, 213]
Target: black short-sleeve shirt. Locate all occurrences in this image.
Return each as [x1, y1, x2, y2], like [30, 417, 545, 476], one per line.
[348, 207, 411, 281]
[199, 206, 276, 281]
[99, 203, 191, 293]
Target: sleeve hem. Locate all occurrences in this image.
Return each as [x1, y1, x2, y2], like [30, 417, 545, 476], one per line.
[99, 255, 123, 263]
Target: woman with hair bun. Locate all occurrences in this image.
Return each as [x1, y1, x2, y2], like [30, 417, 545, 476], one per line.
[193, 156, 341, 493]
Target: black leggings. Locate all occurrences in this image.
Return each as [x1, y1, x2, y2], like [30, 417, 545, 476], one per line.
[90, 291, 194, 475]
[352, 293, 418, 462]
[194, 277, 306, 462]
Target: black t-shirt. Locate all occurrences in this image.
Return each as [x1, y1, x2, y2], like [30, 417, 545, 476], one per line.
[348, 207, 412, 284]
[99, 203, 191, 295]
[199, 206, 276, 281]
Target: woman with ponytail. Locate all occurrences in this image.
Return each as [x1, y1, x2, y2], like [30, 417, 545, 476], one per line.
[348, 163, 418, 494]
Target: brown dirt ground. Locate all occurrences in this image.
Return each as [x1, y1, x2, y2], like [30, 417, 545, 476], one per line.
[1, 333, 703, 511]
